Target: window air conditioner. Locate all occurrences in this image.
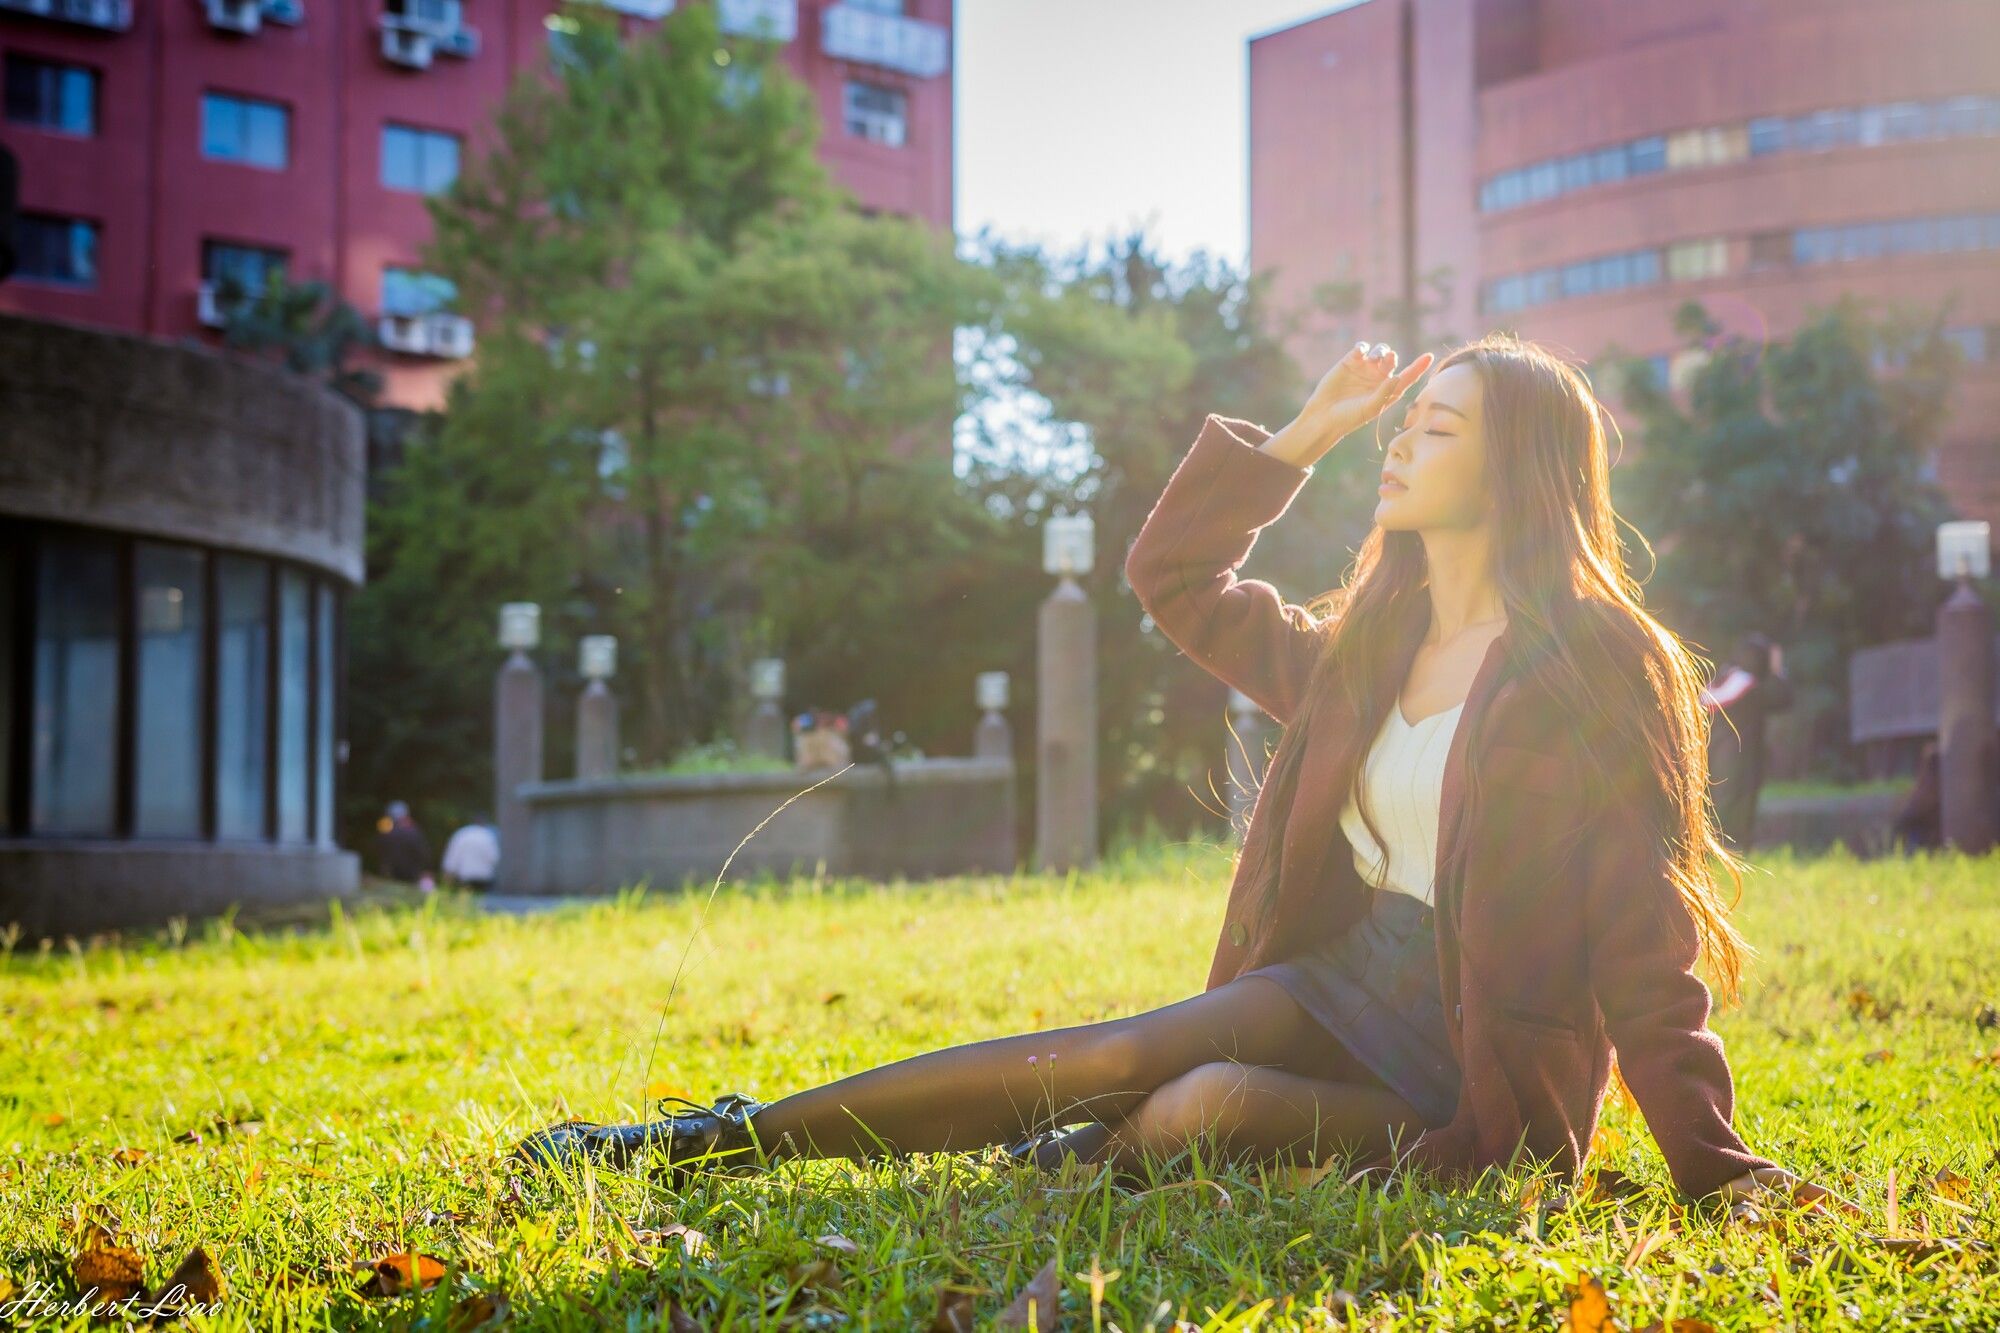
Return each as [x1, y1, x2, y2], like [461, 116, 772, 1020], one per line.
[381, 24, 436, 68]
[204, 0, 261, 34]
[378, 313, 434, 354]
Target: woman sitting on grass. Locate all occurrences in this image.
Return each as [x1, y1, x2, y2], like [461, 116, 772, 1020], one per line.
[518, 334, 1857, 1216]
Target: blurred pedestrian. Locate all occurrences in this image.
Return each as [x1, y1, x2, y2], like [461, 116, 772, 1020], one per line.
[375, 800, 434, 890]
[1700, 632, 1793, 850]
[441, 813, 501, 893]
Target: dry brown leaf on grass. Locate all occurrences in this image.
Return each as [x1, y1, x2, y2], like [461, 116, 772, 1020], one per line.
[665, 1298, 708, 1332]
[1929, 1168, 1974, 1202]
[1559, 1270, 1612, 1333]
[928, 1284, 979, 1333]
[996, 1256, 1062, 1330]
[175, 1116, 264, 1145]
[109, 1147, 149, 1167]
[815, 1233, 860, 1255]
[357, 1251, 449, 1298]
[1861, 1048, 1896, 1064]
[71, 1224, 147, 1305]
[787, 1258, 844, 1295]
[447, 1290, 511, 1331]
[633, 1223, 713, 1262]
[156, 1246, 227, 1307]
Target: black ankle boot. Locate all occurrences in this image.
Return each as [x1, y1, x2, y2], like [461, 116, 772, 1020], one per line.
[513, 1091, 769, 1180]
[1004, 1122, 1114, 1171]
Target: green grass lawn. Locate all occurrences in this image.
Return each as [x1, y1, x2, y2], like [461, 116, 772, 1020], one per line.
[2, 838, 1995, 1329]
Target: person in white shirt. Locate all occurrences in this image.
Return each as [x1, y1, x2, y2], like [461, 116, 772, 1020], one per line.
[440, 816, 501, 893]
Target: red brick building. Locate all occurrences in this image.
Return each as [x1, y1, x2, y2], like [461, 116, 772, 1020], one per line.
[1249, 0, 2000, 531]
[0, 0, 953, 408]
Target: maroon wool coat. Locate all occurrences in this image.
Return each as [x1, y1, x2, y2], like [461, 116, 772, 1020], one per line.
[1123, 413, 1780, 1200]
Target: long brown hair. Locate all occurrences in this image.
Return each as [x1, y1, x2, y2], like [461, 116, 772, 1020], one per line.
[1246, 333, 1754, 1007]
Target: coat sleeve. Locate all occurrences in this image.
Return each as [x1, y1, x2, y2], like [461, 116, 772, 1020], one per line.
[1583, 792, 1780, 1198]
[1123, 413, 1326, 726]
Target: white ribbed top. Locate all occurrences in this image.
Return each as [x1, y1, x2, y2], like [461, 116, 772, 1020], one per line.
[1338, 696, 1466, 907]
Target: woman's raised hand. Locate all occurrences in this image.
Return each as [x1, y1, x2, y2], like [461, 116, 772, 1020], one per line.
[1304, 341, 1435, 445]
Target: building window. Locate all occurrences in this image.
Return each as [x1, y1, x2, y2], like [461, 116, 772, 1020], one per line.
[276, 568, 310, 843]
[203, 240, 287, 300]
[31, 536, 121, 835]
[201, 91, 289, 169]
[381, 266, 457, 317]
[12, 214, 98, 287]
[1666, 236, 1728, 282]
[1747, 230, 1791, 270]
[216, 554, 269, 840]
[3, 53, 97, 135]
[314, 582, 337, 846]
[843, 80, 906, 146]
[135, 544, 206, 838]
[382, 123, 461, 194]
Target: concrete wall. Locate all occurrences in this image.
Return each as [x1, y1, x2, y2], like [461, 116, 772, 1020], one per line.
[520, 757, 1018, 894]
[0, 312, 364, 581]
[0, 843, 359, 941]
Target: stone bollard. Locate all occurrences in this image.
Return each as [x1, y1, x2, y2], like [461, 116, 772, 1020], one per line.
[745, 657, 787, 761]
[1935, 522, 1996, 854]
[974, 671, 1012, 760]
[576, 635, 619, 781]
[494, 603, 545, 893]
[1225, 686, 1275, 840]
[1937, 577, 1996, 853]
[1036, 515, 1097, 872]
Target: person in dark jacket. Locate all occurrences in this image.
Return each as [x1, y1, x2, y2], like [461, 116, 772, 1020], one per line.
[515, 337, 1857, 1219]
[1701, 633, 1793, 850]
[374, 800, 432, 886]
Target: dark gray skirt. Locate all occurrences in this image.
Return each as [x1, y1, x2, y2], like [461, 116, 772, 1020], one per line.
[1242, 884, 1462, 1128]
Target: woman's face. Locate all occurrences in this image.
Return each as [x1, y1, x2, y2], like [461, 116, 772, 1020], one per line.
[1375, 362, 1490, 533]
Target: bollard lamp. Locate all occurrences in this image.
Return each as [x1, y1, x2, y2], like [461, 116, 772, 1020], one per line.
[499, 602, 541, 651]
[750, 657, 786, 702]
[1042, 513, 1094, 578]
[1937, 520, 1991, 581]
[579, 635, 618, 680]
[976, 671, 1009, 711]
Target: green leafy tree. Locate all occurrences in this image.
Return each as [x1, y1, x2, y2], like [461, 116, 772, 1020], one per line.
[959, 228, 1356, 835]
[1609, 296, 1960, 773]
[347, 1, 1002, 834]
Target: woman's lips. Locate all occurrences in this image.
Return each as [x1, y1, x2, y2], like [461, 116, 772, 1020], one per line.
[1378, 481, 1406, 495]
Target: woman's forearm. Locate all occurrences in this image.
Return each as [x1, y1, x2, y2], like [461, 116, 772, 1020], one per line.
[1259, 410, 1340, 470]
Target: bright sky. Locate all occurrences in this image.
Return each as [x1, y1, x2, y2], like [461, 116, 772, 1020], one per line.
[953, 0, 1364, 268]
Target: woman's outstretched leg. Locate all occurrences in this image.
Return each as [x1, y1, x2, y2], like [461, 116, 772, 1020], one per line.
[1097, 1060, 1426, 1179]
[744, 976, 1314, 1162]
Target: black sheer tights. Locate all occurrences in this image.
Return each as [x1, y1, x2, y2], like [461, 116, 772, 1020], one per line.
[742, 976, 1427, 1176]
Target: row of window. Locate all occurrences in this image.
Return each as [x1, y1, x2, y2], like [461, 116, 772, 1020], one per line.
[0, 524, 341, 845]
[1479, 93, 2000, 214]
[5, 50, 910, 171]
[1483, 211, 2000, 315]
[1624, 322, 1999, 394]
[8, 211, 457, 318]
[5, 56, 465, 192]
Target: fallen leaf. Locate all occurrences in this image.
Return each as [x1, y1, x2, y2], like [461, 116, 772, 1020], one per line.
[358, 1252, 448, 1298]
[109, 1147, 149, 1167]
[447, 1290, 510, 1331]
[72, 1224, 147, 1305]
[1929, 1168, 1974, 1202]
[821, 991, 846, 1006]
[153, 1246, 227, 1311]
[666, 1298, 707, 1332]
[788, 1258, 843, 1295]
[1560, 1270, 1613, 1333]
[929, 1284, 978, 1333]
[996, 1256, 1061, 1330]
[815, 1233, 860, 1255]
[1861, 1049, 1895, 1065]
[633, 1223, 710, 1261]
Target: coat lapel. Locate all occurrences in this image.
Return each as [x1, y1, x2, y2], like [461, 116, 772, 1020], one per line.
[1433, 623, 1528, 927]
